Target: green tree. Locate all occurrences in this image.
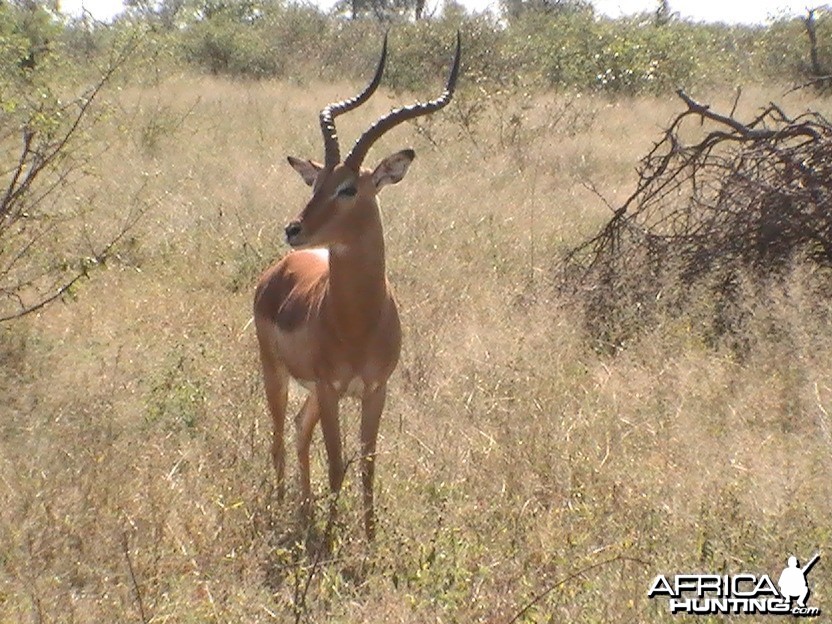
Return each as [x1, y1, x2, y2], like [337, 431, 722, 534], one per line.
[0, 0, 61, 74]
[655, 0, 672, 26]
[331, 0, 430, 22]
[501, 0, 592, 22]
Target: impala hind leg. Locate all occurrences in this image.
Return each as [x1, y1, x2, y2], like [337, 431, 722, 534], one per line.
[360, 383, 387, 540]
[256, 326, 289, 500]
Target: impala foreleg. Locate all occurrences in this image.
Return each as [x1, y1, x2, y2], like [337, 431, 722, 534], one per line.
[316, 383, 345, 495]
[360, 383, 387, 540]
[295, 392, 320, 521]
[256, 335, 289, 500]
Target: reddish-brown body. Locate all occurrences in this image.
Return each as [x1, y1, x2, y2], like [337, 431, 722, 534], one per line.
[255, 251, 401, 387]
[253, 34, 460, 538]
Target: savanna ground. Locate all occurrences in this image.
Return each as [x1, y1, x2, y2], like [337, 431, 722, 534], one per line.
[1, 73, 831, 622]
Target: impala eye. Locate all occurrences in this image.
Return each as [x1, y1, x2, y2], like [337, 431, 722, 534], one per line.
[338, 186, 357, 198]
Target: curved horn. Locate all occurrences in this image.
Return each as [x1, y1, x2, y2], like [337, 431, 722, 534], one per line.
[319, 33, 388, 169]
[343, 31, 461, 172]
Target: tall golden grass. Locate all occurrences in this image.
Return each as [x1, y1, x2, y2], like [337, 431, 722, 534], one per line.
[1, 76, 830, 622]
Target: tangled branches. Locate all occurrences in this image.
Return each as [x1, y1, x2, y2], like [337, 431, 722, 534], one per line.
[0, 35, 144, 322]
[560, 90, 832, 349]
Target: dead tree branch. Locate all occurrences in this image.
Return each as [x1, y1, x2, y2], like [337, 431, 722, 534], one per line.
[559, 90, 832, 350]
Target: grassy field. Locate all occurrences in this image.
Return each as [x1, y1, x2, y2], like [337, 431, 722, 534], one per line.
[1, 74, 831, 622]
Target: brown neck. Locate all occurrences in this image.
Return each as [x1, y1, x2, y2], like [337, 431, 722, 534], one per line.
[326, 206, 389, 343]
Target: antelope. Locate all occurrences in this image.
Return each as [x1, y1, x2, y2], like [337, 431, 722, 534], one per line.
[254, 33, 461, 539]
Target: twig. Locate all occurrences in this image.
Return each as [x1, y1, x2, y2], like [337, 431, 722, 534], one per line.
[785, 74, 832, 95]
[581, 179, 617, 213]
[122, 531, 150, 624]
[506, 555, 648, 624]
[729, 86, 742, 118]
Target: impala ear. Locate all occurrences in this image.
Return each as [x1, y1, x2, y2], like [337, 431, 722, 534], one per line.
[372, 149, 415, 190]
[287, 156, 323, 187]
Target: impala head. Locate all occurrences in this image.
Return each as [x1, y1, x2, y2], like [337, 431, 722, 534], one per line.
[284, 32, 461, 249]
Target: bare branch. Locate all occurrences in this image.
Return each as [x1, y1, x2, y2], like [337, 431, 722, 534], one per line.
[506, 555, 649, 624]
[559, 91, 832, 348]
[122, 532, 150, 624]
[0, 31, 146, 323]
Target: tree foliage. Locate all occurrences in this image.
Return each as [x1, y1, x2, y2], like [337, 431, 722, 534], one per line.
[39, 0, 832, 95]
[500, 0, 591, 22]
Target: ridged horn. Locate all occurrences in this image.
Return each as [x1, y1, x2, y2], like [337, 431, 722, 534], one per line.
[319, 33, 388, 168]
[343, 31, 461, 172]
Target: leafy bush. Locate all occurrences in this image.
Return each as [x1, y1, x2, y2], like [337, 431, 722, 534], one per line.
[507, 12, 758, 94]
[0, 0, 61, 78]
[180, 7, 284, 77]
[175, 3, 508, 92]
[95, 0, 832, 95]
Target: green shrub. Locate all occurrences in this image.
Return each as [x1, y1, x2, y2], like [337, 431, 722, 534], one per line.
[180, 10, 281, 76]
[43, 0, 832, 94]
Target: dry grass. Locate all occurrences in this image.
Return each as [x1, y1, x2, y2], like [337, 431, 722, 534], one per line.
[1, 75, 831, 622]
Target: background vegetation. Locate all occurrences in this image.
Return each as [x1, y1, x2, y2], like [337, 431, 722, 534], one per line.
[1, 0, 831, 622]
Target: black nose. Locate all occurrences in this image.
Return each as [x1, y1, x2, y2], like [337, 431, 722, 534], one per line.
[285, 221, 302, 242]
